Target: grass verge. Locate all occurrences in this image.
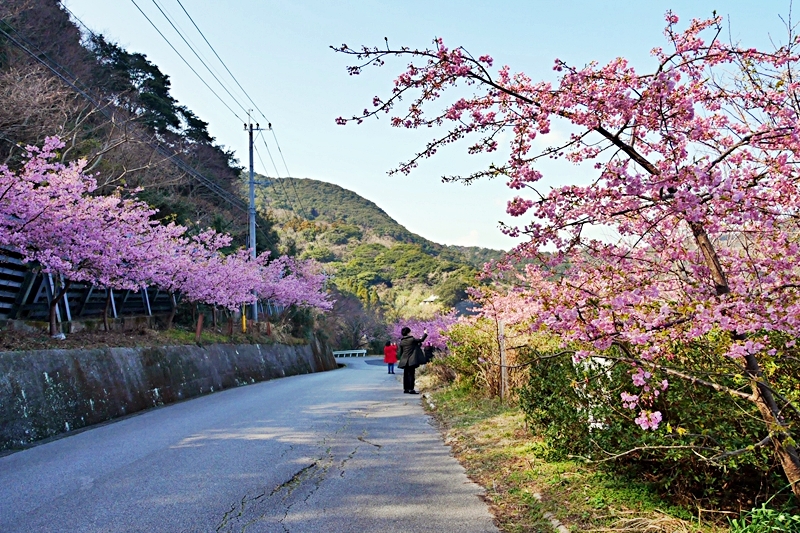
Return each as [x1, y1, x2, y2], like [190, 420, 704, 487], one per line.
[423, 382, 726, 533]
[0, 325, 299, 352]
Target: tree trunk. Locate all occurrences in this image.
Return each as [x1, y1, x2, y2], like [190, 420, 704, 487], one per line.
[48, 279, 71, 337]
[195, 311, 204, 343]
[48, 300, 59, 337]
[688, 222, 730, 296]
[689, 221, 800, 497]
[103, 288, 112, 332]
[745, 353, 800, 498]
[212, 306, 218, 332]
[166, 293, 177, 330]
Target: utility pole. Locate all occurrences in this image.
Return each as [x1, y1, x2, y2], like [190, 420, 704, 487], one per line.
[246, 113, 261, 323]
[499, 320, 508, 401]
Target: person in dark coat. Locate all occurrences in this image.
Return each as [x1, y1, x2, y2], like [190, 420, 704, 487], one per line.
[397, 326, 427, 394]
[383, 341, 398, 374]
[423, 345, 435, 364]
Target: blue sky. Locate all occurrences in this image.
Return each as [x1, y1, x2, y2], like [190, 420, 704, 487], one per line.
[62, 0, 793, 250]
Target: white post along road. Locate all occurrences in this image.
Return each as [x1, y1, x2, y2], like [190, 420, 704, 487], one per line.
[0, 357, 498, 533]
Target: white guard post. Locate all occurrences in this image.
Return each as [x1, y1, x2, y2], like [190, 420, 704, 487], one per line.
[332, 349, 368, 357]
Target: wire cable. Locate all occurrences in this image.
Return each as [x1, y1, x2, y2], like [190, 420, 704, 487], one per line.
[270, 128, 308, 218]
[59, 6, 282, 251]
[127, 0, 245, 122]
[169, 0, 304, 222]
[258, 131, 308, 219]
[255, 130, 298, 214]
[0, 18, 247, 213]
[61, 4, 299, 235]
[5, 11, 280, 252]
[254, 151, 292, 214]
[174, 0, 272, 124]
[148, 0, 251, 118]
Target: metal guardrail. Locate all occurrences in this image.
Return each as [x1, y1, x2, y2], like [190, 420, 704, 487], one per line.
[332, 350, 368, 357]
[0, 249, 175, 322]
[0, 250, 285, 325]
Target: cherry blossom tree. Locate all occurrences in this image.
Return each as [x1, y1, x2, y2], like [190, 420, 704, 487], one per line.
[1, 137, 332, 336]
[391, 312, 458, 350]
[0, 137, 174, 334]
[256, 256, 332, 311]
[336, 13, 800, 495]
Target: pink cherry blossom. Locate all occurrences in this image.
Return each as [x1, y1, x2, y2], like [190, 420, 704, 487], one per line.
[336, 12, 800, 493]
[1, 137, 333, 330]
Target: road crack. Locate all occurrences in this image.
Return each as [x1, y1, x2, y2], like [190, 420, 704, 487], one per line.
[270, 463, 317, 497]
[357, 435, 382, 449]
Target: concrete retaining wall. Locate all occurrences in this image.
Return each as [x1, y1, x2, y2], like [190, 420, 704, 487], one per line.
[0, 339, 337, 451]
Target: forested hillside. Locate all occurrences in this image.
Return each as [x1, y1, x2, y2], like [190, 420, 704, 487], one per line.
[259, 176, 504, 264]
[257, 177, 505, 325]
[0, 0, 278, 253]
[0, 1, 505, 351]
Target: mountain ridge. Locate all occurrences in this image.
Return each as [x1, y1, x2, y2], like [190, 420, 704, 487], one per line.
[255, 176, 505, 269]
[253, 176, 505, 318]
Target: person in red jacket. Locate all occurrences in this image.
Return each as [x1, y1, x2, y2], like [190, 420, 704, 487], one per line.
[383, 341, 398, 374]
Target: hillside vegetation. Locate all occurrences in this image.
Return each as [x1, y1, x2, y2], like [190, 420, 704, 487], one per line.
[258, 177, 503, 267]
[0, 0, 278, 254]
[0, 1, 505, 351]
[256, 177, 504, 341]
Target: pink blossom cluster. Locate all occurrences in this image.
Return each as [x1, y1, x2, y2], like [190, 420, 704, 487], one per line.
[620, 392, 639, 410]
[0, 137, 332, 312]
[390, 312, 459, 350]
[634, 410, 663, 431]
[337, 12, 800, 444]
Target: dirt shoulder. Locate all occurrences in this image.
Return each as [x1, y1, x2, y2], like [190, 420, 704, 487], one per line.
[419, 380, 724, 533]
[0, 327, 278, 353]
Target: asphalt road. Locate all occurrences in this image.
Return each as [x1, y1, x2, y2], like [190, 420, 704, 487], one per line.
[0, 357, 498, 533]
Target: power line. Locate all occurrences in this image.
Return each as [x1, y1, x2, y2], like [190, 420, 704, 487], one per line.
[174, 0, 272, 125]
[0, 18, 247, 213]
[152, 0, 235, 93]
[64, 3, 302, 228]
[171, 0, 302, 206]
[254, 131, 297, 213]
[253, 144, 293, 214]
[147, 0, 304, 225]
[270, 128, 308, 218]
[148, 0, 251, 118]
[127, 0, 245, 122]
[126, 0, 305, 221]
[58, 7, 282, 249]
[2, 14, 283, 252]
[256, 131, 308, 219]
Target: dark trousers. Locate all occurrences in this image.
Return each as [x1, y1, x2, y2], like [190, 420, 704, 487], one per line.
[387, 363, 394, 374]
[403, 366, 416, 391]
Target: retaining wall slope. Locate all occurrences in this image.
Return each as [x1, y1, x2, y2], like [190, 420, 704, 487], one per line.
[0, 339, 336, 451]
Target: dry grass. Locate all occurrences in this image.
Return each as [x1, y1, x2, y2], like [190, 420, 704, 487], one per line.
[419, 381, 726, 533]
[0, 326, 280, 352]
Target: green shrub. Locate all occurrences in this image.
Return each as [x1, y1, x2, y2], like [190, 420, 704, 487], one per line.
[517, 342, 785, 508]
[730, 503, 800, 533]
[301, 245, 336, 262]
[436, 319, 497, 390]
[325, 224, 362, 244]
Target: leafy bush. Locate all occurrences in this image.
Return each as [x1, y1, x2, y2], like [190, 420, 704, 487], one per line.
[436, 319, 497, 390]
[324, 223, 362, 244]
[377, 244, 440, 283]
[435, 267, 477, 307]
[435, 319, 556, 396]
[730, 503, 800, 533]
[301, 245, 335, 262]
[517, 342, 787, 508]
